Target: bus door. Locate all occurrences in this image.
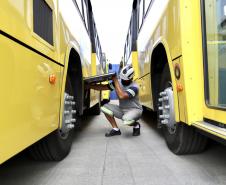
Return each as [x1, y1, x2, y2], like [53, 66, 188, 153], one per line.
[201, 0, 226, 128]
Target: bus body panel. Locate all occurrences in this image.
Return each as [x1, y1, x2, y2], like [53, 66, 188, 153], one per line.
[58, 0, 102, 112]
[151, 39, 180, 122]
[0, 0, 60, 63]
[59, 0, 102, 110]
[126, 0, 226, 144]
[59, 0, 92, 73]
[138, 0, 226, 126]
[137, 0, 181, 121]
[0, 0, 102, 163]
[172, 57, 188, 123]
[90, 53, 100, 107]
[179, 0, 205, 124]
[0, 30, 62, 164]
[137, 0, 205, 124]
[0, 0, 63, 164]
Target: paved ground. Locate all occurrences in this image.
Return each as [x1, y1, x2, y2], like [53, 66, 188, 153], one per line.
[1, 107, 226, 185]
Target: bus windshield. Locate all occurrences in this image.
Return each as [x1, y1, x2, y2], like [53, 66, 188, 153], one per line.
[203, 0, 226, 108]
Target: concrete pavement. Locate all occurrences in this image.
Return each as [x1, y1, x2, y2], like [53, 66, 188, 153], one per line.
[1, 108, 226, 185]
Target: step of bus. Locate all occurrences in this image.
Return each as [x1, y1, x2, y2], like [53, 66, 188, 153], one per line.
[193, 121, 226, 140]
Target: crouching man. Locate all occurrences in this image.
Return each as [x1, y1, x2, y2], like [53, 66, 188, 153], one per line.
[87, 65, 143, 137]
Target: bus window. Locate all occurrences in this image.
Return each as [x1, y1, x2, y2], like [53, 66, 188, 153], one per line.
[75, 0, 83, 14]
[82, 0, 89, 30]
[124, 45, 127, 64]
[203, 0, 226, 106]
[102, 53, 106, 72]
[139, 0, 144, 29]
[33, 0, 53, 45]
[129, 31, 132, 53]
[144, 0, 152, 14]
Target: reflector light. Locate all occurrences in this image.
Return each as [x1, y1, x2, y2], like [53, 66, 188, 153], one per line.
[49, 74, 56, 84]
[177, 84, 183, 92]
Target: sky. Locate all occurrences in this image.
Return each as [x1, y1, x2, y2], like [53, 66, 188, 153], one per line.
[59, 0, 133, 64]
[90, 0, 133, 64]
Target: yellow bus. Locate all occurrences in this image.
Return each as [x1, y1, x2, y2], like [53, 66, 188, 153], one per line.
[0, 0, 104, 164]
[101, 53, 111, 104]
[124, 0, 226, 154]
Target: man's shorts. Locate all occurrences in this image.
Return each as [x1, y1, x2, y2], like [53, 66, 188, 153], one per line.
[101, 103, 143, 126]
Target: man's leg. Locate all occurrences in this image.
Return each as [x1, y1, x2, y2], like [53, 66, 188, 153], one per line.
[122, 109, 143, 136]
[104, 113, 119, 128]
[101, 104, 123, 137]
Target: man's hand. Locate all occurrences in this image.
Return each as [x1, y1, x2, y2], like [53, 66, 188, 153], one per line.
[112, 76, 129, 100]
[112, 75, 117, 82]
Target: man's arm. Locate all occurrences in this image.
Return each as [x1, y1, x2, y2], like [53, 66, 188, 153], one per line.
[112, 76, 129, 100]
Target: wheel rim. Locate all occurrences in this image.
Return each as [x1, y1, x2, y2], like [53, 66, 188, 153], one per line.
[158, 86, 177, 134]
[59, 92, 76, 139]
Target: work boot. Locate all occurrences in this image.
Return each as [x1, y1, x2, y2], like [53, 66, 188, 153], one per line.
[105, 129, 121, 137]
[133, 123, 140, 136]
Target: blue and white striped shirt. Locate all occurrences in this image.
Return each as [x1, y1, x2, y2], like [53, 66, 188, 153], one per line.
[107, 81, 142, 110]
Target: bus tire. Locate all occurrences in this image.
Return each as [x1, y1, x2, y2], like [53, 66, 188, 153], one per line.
[159, 65, 208, 154]
[29, 77, 75, 161]
[101, 98, 110, 106]
[86, 92, 101, 115]
[163, 123, 208, 155]
[89, 101, 101, 115]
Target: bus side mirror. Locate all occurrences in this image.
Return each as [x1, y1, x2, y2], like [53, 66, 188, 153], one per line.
[108, 63, 112, 70]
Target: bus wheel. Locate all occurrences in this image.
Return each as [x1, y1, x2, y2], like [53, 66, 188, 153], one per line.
[101, 98, 110, 106]
[158, 66, 207, 155]
[88, 100, 101, 115]
[87, 93, 101, 115]
[29, 78, 75, 161]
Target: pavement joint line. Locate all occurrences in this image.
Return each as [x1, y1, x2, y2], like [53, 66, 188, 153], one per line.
[119, 137, 137, 185]
[101, 138, 109, 185]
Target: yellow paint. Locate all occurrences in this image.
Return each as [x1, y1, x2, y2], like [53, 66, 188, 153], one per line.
[91, 53, 97, 75]
[140, 0, 226, 128]
[179, 0, 204, 124]
[161, 39, 180, 123]
[0, 34, 61, 163]
[0, 0, 100, 164]
[89, 53, 100, 107]
[136, 0, 181, 122]
[136, 0, 216, 125]
[203, 106, 226, 125]
[101, 62, 110, 101]
[173, 58, 187, 123]
[127, 0, 226, 141]
[102, 90, 110, 101]
[132, 51, 140, 79]
[136, 0, 226, 127]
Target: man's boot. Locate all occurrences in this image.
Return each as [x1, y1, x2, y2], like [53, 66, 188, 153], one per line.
[133, 122, 140, 136]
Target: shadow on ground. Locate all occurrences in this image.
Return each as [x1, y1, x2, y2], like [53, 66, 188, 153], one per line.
[141, 108, 226, 152]
[141, 109, 162, 136]
[0, 114, 96, 178]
